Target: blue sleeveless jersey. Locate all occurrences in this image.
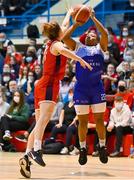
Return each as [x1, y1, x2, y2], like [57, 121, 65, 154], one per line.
[74, 43, 106, 105]
[75, 43, 104, 86]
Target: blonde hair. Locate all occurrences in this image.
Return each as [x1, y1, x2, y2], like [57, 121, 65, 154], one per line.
[42, 21, 61, 40]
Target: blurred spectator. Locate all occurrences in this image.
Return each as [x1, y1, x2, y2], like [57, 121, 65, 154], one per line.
[5, 45, 16, 60]
[18, 66, 28, 88]
[59, 75, 73, 102]
[60, 114, 79, 155]
[2, 62, 16, 83]
[130, 61, 134, 72]
[6, 80, 18, 103]
[106, 27, 119, 44]
[15, 101, 64, 142]
[124, 0, 134, 29]
[0, 53, 4, 80]
[123, 49, 134, 63]
[22, 71, 34, 94]
[115, 80, 133, 109]
[1, 64, 15, 87]
[0, 89, 29, 151]
[128, 70, 134, 90]
[9, 0, 26, 15]
[118, 26, 130, 55]
[8, 53, 20, 79]
[36, 39, 48, 65]
[62, 88, 74, 104]
[19, 46, 38, 75]
[102, 64, 118, 94]
[0, 85, 10, 120]
[64, 62, 73, 78]
[107, 34, 120, 64]
[8, 80, 18, 92]
[34, 64, 42, 80]
[0, 33, 15, 58]
[123, 37, 134, 62]
[48, 92, 78, 155]
[5, 51, 22, 65]
[71, 61, 76, 77]
[103, 51, 118, 72]
[107, 96, 133, 157]
[117, 61, 131, 82]
[26, 45, 37, 57]
[125, 36, 134, 51]
[22, 71, 35, 115]
[70, 76, 77, 90]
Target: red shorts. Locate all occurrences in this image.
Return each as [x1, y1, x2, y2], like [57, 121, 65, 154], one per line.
[34, 76, 59, 109]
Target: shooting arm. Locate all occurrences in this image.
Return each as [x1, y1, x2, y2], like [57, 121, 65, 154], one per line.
[62, 23, 79, 51]
[91, 12, 108, 51]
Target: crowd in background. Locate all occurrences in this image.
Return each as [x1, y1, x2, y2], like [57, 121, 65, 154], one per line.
[0, 0, 41, 16]
[0, 0, 134, 156]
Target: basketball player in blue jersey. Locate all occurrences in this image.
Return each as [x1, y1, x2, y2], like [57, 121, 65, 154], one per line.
[62, 9, 108, 165]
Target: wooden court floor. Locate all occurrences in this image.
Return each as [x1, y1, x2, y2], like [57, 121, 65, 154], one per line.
[0, 152, 134, 180]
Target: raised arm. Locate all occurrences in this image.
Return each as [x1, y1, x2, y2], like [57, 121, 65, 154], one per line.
[61, 8, 73, 34]
[91, 10, 108, 51]
[62, 22, 79, 51]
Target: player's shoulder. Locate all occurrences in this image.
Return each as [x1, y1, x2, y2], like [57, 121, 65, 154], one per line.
[96, 43, 105, 54]
[75, 41, 86, 51]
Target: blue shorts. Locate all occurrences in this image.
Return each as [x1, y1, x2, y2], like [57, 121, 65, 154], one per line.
[73, 81, 106, 105]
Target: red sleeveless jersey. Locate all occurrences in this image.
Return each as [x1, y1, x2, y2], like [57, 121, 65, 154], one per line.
[34, 40, 67, 108]
[42, 40, 67, 82]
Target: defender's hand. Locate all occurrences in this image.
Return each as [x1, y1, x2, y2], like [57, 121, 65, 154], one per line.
[80, 59, 92, 71]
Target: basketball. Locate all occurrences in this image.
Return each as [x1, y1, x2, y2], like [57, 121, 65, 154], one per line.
[72, 4, 91, 24]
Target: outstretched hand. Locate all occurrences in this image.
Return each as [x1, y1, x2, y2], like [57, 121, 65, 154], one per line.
[80, 59, 93, 71]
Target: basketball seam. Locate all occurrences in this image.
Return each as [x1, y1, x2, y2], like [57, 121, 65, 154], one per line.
[74, 5, 90, 22]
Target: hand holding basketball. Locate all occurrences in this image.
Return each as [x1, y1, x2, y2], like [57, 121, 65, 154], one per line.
[90, 9, 95, 19]
[71, 4, 92, 24]
[66, 7, 74, 16]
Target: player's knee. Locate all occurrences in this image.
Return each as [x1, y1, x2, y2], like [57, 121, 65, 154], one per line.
[79, 119, 87, 126]
[78, 114, 89, 122]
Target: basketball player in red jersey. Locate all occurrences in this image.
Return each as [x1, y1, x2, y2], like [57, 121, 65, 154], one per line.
[19, 11, 92, 178]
